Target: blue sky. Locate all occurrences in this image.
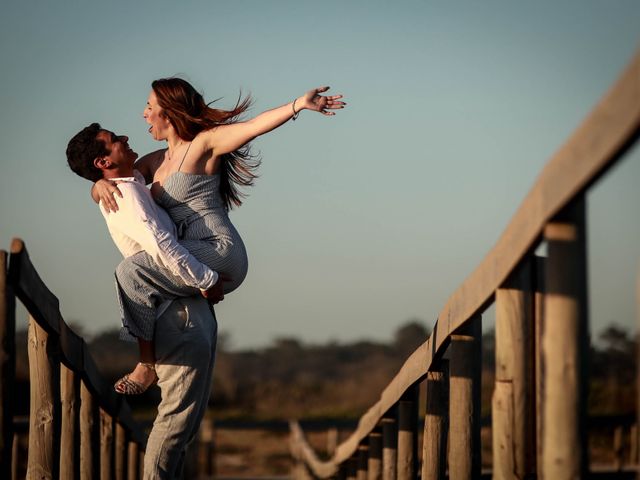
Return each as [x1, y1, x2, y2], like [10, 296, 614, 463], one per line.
[1, 1, 639, 349]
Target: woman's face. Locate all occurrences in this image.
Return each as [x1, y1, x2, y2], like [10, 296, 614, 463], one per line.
[143, 90, 172, 141]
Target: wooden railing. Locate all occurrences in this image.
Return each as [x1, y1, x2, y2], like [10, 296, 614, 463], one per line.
[0, 239, 148, 479]
[289, 47, 640, 479]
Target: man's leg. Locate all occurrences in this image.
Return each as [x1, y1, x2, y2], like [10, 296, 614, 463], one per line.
[143, 297, 216, 479]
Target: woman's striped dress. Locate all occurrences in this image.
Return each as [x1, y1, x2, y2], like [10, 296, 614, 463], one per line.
[114, 171, 248, 341]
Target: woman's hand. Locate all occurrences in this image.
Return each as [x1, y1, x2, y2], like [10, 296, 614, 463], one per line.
[297, 86, 346, 116]
[93, 179, 122, 213]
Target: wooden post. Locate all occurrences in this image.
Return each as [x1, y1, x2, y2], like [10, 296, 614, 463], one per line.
[542, 198, 589, 479]
[534, 255, 545, 475]
[613, 426, 624, 471]
[198, 417, 214, 476]
[397, 385, 418, 480]
[100, 409, 113, 480]
[493, 259, 536, 479]
[80, 380, 99, 480]
[630, 424, 638, 466]
[0, 251, 16, 479]
[115, 422, 127, 480]
[27, 315, 61, 480]
[368, 431, 382, 480]
[448, 315, 482, 480]
[138, 450, 144, 480]
[422, 360, 449, 480]
[11, 431, 18, 480]
[127, 441, 139, 480]
[60, 364, 80, 480]
[382, 416, 398, 480]
[327, 427, 339, 457]
[357, 445, 369, 480]
[347, 456, 358, 480]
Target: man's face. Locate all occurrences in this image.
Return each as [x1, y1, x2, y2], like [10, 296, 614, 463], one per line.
[96, 130, 138, 169]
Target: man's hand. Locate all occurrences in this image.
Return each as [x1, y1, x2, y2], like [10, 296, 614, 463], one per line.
[200, 275, 231, 304]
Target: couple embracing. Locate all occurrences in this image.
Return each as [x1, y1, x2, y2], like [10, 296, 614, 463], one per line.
[66, 77, 345, 478]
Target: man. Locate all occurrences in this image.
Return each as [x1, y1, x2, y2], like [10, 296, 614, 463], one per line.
[66, 123, 221, 478]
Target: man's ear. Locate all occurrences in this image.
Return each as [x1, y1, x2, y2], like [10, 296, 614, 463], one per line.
[94, 157, 110, 169]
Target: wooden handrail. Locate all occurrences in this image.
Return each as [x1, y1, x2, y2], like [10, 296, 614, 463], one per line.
[7, 239, 146, 445]
[291, 47, 640, 476]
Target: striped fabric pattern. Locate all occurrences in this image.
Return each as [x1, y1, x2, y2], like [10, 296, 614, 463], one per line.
[115, 171, 248, 341]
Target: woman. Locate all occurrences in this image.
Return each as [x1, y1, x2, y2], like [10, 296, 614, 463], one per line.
[93, 78, 345, 393]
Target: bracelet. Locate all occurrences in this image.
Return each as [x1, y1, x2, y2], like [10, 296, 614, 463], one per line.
[292, 99, 300, 121]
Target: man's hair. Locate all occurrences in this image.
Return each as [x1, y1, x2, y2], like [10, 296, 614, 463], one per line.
[66, 123, 108, 182]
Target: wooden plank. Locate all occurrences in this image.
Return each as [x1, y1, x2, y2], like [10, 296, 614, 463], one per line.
[448, 316, 481, 480]
[357, 445, 368, 480]
[397, 386, 418, 480]
[541, 198, 589, 479]
[127, 441, 139, 480]
[11, 431, 18, 480]
[368, 431, 382, 480]
[492, 381, 514, 479]
[614, 427, 624, 471]
[494, 259, 536, 478]
[534, 256, 545, 475]
[421, 361, 448, 480]
[0, 251, 16, 479]
[346, 457, 357, 480]
[100, 409, 113, 480]
[9, 239, 62, 335]
[115, 422, 127, 480]
[382, 416, 397, 480]
[138, 450, 144, 480]
[26, 315, 61, 480]
[198, 417, 214, 476]
[327, 427, 339, 458]
[60, 364, 80, 480]
[80, 380, 99, 480]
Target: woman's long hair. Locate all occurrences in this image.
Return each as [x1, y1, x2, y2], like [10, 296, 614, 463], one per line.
[152, 77, 260, 210]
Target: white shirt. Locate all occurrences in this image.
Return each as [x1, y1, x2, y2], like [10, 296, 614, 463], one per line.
[99, 171, 218, 290]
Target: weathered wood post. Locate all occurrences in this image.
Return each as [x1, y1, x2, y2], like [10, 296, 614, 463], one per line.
[493, 259, 536, 479]
[0, 251, 16, 479]
[11, 431, 18, 480]
[630, 424, 638, 466]
[27, 315, 61, 480]
[80, 380, 99, 480]
[127, 440, 139, 480]
[138, 450, 144, 480]
[368, 430, 383, 480]
[115, 422, 127, 480]
[60, 364, 80, 480]
[382, 415, 398, 480]
[421, 360, 449, 480]
[100, 409, 114, 480]
[327, 427, 339, 458]
[397, 385, 419, 480]
[613, 426, 624, 471]
[197, 416, 214, 476]
[541, 198, 589, 479]
[357, 445, 369, 480]
[534, 255, 545, 475]
[347, 456, 358, 480]
[448, 315, 482, 480]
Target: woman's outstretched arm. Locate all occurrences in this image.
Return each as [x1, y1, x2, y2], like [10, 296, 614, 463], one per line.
[206, 86, 345, 156]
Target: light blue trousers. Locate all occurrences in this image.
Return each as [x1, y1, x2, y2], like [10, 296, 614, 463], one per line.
[143, 296, 217, 479]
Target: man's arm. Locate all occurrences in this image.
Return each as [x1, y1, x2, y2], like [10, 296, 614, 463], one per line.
[104, 183, 219, 290]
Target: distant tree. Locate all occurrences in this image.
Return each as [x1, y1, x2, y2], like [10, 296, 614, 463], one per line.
[393, 319, 430, 356]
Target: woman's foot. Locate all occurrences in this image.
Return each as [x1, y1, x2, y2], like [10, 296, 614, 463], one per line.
[114, 362, 158, 395]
